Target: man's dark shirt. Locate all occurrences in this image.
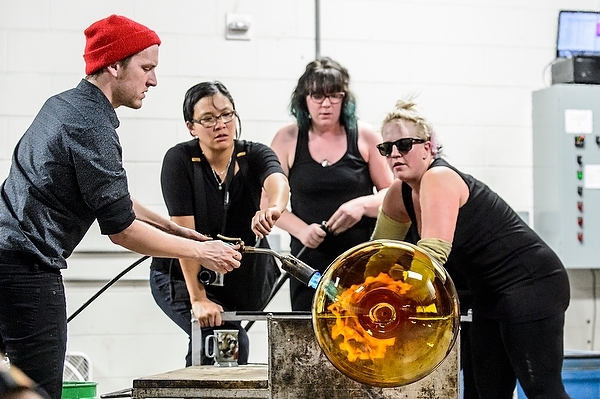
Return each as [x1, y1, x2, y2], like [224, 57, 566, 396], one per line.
[0, 79, 136, 269]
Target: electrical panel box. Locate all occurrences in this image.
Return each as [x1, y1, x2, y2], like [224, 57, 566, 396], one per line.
[533, 85, 600, 268]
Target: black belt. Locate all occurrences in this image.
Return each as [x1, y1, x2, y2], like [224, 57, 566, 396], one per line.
[0, 250, 60, 274]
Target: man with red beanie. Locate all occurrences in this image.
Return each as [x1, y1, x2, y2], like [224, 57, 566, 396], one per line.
[0, 15, 242, 399]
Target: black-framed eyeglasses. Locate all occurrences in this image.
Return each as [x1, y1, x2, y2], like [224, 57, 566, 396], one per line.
[377, 138, 426, 157]
[309, 92, 345, 104]
[190, 110, 236, 128]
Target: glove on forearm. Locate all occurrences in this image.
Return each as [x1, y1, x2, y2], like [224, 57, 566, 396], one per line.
[371, 207, 411, 240]
[417, 238, 452, 265]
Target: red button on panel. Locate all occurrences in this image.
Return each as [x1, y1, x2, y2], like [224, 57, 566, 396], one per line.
[577, 202, 584, 212]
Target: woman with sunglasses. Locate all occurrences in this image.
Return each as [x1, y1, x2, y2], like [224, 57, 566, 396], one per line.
[270, 57, 393, 311]
[149, 81, 289, 366]
[371, 97, 571, 399]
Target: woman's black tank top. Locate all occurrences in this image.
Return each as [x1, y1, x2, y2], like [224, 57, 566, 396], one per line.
[402, 158, 569, 322]
[288, 123, 376, 273]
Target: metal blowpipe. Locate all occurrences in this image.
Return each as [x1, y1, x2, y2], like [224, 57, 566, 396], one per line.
[217, 235, 338, 300]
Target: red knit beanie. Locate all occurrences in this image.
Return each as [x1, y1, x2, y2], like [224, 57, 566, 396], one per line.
[83, 14, 161, 75]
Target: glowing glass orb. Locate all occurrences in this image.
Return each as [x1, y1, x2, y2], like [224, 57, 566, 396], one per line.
[312, 240, 460, 387]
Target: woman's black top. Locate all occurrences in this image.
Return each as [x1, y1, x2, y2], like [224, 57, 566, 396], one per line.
[288, 123, 376, 273]
[402, 158, 570, 322]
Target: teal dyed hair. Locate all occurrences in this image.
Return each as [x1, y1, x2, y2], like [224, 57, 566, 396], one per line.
[290, 57, 357, 133]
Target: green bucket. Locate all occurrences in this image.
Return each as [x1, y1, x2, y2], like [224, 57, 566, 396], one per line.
[61, 381, 97, 399]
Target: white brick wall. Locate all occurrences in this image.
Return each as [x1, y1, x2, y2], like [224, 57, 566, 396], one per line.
[2, 0, 600, 395]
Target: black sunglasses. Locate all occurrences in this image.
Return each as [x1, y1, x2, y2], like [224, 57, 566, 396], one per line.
[377, 138, 426, 157]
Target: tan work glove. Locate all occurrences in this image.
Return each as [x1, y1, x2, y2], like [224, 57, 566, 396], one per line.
[371, 207, 411, 240]
[417, 237, 452, 265]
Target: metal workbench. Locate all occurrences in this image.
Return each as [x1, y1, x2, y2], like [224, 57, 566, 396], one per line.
[131, 313, 460, 399]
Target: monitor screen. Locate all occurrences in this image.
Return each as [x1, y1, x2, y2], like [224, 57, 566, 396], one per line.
[557, 10, 600, 58]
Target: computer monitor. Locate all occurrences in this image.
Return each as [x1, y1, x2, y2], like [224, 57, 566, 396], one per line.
[557, 10, 600, 58]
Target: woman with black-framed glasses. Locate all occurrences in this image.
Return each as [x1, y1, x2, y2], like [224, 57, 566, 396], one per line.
[270, 57, 393, 311]
[149, 81, 289, 367]
[372, 97, 571, 399]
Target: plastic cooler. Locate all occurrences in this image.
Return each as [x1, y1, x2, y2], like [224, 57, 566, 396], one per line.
[517, 350, 600, 398]
[61, 381, 97, 399]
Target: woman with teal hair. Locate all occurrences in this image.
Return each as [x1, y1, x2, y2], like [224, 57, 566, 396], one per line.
[271, 57, 393, 310]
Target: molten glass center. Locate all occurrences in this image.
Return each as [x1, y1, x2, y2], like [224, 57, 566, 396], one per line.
[370, 302, 396, 324]
[357, 287, 403, 339]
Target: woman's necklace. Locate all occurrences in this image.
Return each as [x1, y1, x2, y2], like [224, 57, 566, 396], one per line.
[211, 156, 232, 190]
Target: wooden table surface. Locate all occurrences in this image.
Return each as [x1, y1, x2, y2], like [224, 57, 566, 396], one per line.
[132, 364, 269, 398]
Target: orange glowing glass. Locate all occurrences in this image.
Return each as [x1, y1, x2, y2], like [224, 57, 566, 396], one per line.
[312, 240, 460, 387]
